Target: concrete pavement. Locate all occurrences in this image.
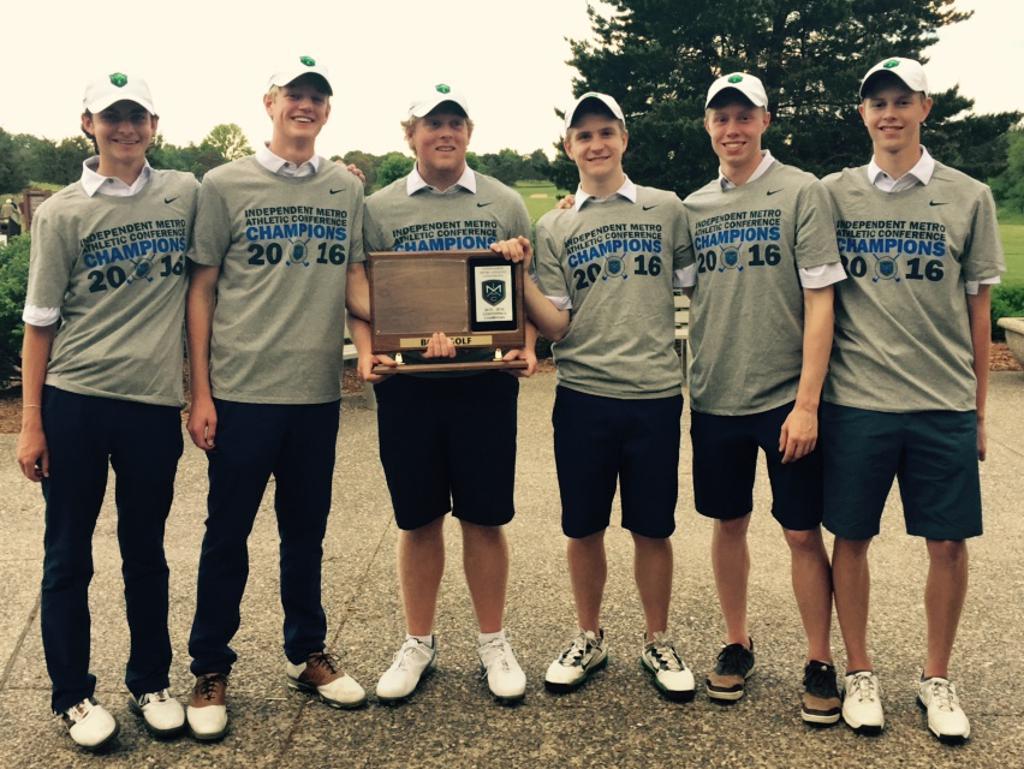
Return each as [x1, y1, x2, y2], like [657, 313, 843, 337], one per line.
[1, 370, 1022, 768]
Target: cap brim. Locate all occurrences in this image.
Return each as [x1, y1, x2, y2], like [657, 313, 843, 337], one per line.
[282, 71, 333, 95]
[859, 70, 918, 98]
[706, 86, 759, 108]
[564, 94, 625, 132]
[86, 95, 156, 114]
[410, 98, 469, 118]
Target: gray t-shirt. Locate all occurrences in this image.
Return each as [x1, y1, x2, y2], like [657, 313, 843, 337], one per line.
[190, 156, 364, 404]
[683, 161, 840, 415]
[822, 161, 1005, 412]
[363, 171, 531, 369]
[26, 170, 199, 406]
[534, 186, 690, 399]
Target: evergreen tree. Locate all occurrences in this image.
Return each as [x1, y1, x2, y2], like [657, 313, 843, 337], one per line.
[555, 0, 1020, 194]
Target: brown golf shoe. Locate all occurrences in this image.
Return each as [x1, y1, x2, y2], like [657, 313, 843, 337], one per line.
[286, 651, 366, 708]
[186, 673, 228, 741]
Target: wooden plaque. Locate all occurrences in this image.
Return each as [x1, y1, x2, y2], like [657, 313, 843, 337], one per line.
[368, 250, 527, 374]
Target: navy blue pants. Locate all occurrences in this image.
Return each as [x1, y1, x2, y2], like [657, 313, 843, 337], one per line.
[40, 386, 182, 713]
[188, 399, 340, 675]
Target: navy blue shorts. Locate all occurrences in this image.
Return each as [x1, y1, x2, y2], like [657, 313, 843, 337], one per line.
[374, 371, 519, 531]
[690, 402, 824, 531]
[820, 403, 982, 541]
[552, 386, 682, 539]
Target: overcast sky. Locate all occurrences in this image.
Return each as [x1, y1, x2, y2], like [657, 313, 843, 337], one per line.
[2, 0, 1021, 159]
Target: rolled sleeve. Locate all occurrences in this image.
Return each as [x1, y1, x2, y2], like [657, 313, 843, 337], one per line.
[676, 264, 697, 289]
[965, 276, 1001, 295]
[22, 304, 60, 326]
[545, 294, 572, 311]
[799, 262, 847, 289]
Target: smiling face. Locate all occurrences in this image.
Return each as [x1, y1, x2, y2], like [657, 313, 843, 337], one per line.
[704, 97, 770, 177]
[563, 113, 628, 185]
[859, 79, 932, 159]
[264, 75, 331, 146]
[407, 107, 472, 179]
[81, 100, 157, 167]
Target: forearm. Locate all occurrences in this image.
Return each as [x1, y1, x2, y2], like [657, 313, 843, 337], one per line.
[968, 289, 991, 419]
[794, 287, 835, 411]
[346, 262, 371, 321]
[347, 314, 373, 355]
[524, 279, 570, 341]
[20, 324, 55, 428]
[186, 268, 217, 401]
[524, 320, 538, 353]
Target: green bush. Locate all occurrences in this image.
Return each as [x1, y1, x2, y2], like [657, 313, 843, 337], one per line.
[0, 234, 30, 384]
[992, 284, 1024, 341]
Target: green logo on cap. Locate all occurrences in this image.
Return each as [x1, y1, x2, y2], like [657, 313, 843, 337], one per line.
[109, 73, 128, 88]
[300, 56, 316, 66]
[727, 75, 743, 83]
[435, 83, 451, 94]
[883, 59, 900, 69]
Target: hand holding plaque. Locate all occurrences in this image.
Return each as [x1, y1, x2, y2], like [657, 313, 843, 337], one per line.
[367, 250, 528, 374]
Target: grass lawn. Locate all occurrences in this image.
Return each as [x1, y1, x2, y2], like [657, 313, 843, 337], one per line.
[999, 209, 1024, 288]
[1001, 226, 1024, 288]
[515, 180, 569, 224]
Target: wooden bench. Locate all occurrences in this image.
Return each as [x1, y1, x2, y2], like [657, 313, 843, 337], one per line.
[674, 291, 690, 381]
[342, 319, 363, 361]
[343, 333, 358, 362]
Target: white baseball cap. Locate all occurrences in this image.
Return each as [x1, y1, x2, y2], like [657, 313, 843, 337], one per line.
[83, 72, 155, 115]
[408, 83, 470, 119]
[563, 92, 626, 133]
[859, 57, 928, 98]
[705, 72, 768, 109]
[266, 55, 333, 95]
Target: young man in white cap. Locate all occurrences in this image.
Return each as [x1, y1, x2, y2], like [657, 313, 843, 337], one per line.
[822, 57, 1004, 743]
[185, 55, 366, 740]
[17, 72, 196, 749]
[497, 92, 697, 701]
[347, 83, 534, 704]
[682, 72, 845, 723]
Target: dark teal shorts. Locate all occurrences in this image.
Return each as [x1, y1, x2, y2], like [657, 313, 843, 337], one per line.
[820, 403, 982, 541]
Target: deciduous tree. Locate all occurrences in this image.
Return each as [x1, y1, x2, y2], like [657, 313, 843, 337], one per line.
[0, 129, 29, 193]
[376, 152, 415, 188]
[203, 123, 253, 162]
[991, 128, 1024, 214]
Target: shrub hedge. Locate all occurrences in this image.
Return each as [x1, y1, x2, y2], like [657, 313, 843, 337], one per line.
[0, 235, 29, 384]
[992, 285, 1024, 341]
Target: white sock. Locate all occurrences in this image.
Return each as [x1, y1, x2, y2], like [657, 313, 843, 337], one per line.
[478, 629, 506, 645]
[407, 633, 433, 647]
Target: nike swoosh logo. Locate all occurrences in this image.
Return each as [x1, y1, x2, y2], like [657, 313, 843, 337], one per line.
[164, 196, 179, 204]
[642, 205, 657, 211]
[766, 189, 783, 196]
[929, 201, 948, 206]
[329, 188, 345, 195]
[477, 202, 492, 208]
